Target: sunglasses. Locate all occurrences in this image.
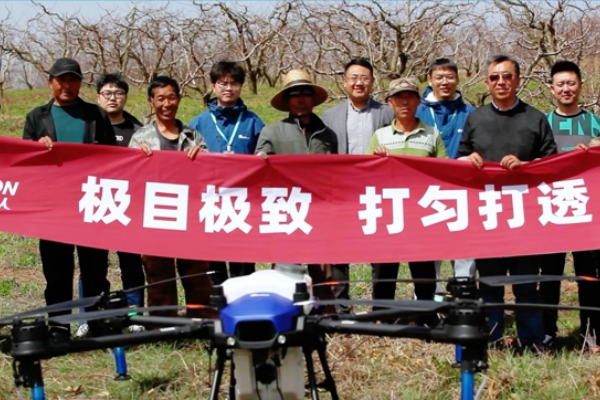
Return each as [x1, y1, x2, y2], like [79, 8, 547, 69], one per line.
[488, 72, 515, 82]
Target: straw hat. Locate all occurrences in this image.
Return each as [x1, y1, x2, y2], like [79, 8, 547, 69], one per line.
[270, 69, 329, 112]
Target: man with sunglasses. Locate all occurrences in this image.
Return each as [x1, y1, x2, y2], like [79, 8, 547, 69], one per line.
[458, 53, 557, 353]
[189, 61, 264, 283]
[322, 58, 394, 313]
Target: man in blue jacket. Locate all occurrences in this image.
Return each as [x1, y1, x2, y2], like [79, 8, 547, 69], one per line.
[416, 58, 477, 287]
[189, 61, 264, 283]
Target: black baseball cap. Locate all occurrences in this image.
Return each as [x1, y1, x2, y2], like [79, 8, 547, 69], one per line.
[48, 58, 82, 79]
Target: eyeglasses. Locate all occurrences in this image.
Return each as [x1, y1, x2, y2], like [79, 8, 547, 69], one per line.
[432, 73, 457, 82]
[216, 81, 242, 89]
[345, 75, 373, 84]
[98, 90, 127, 99]
[488, 72, 515, 82]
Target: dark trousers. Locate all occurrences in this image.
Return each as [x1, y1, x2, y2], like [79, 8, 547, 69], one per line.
[209, 261, 256, 285]
[40, 239, 110, 335]
[477, 256, 544, 345]
[142, 256, 214, 318]
[539, 252, 566, 339]
[372, 262, 437, 301]
[332, 264, 351, 313]
[116, 251, 145, 306]
[372, 262, 437, 325]
[572, 251, 600, 340]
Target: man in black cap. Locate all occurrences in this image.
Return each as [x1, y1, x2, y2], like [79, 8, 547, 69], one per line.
[23, 57, 116, 338]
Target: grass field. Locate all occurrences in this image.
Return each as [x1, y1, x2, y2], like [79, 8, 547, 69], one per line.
[0, 85, 598, 399]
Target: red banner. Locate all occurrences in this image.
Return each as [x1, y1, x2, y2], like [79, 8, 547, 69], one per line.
[1, 136, 599, 263]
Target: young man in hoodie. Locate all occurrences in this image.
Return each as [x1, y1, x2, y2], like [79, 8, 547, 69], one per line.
[416, 58, 477, 287]
[189, 61, 264, 283]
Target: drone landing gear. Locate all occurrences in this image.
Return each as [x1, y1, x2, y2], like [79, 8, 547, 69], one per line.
[209, 347, 227, 400]
[446, 277, 481, 370]
[112, 346, 132, 380]
[442, 299, 488, 400]
[13, 358, 45, 400]
[303, 338, 339, 400]
[459, 345, 485, 400]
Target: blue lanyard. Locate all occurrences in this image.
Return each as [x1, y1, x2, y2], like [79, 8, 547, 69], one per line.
[210, 111, 243, 152]
[429, 107, 458, 136]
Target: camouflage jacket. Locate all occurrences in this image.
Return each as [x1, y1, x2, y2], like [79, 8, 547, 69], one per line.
[129, 119, 208, 151]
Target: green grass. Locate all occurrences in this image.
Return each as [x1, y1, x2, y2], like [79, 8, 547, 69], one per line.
[0, 85, 597, 399]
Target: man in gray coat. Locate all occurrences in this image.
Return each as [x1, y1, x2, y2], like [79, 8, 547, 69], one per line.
[322, 58, 394, 311]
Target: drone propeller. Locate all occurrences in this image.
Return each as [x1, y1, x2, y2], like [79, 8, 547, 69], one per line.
[298, 298, 447, 313]
[122, 270, 217, 294]
[312, 278, 440, 288]
[305, 297, 600, 321]
[312, 275, 599, 289]
[0, 295, 102, 326]
[49, 304, 215, 325]
[0, 271, 220, 328]
[482, 302, 600, 313]
[478, 274, 599, 286]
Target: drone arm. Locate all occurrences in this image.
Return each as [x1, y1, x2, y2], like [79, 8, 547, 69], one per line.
[128, 315, 205, 328]
[344, 308, 436, 322]
[64, 322, 211, 354]
[318, 320, 432, 340]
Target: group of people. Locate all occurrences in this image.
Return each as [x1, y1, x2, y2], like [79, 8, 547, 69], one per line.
[21, 54, 600, 353]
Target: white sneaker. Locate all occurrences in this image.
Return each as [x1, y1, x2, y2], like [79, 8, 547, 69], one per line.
[128, 324, 145, 333]
[75, 323, 89, 338]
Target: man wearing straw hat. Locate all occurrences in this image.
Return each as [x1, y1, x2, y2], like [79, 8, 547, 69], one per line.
[255, 69, 338, 311]
[255, 69, 337, 156]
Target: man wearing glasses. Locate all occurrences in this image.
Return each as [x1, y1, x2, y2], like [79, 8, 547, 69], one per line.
[74, 73, 146, 338]
[96, 73, 142, 146]
[458, 53, 557, 352]
[189, 61, 264, 283]
[322, 58, 394, 312]
[416, 58, 477, 290]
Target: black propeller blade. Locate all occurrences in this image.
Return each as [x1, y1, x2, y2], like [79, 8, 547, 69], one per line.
[122, 271, 217, 294]
[312, 278, 441, 288]
[312, 275, 599, 289]
[482, 302, 600, 313]
[0, 295, 102, 326]
[479, 275, 598, 286]
[49, 302, 217, 325]
[49, 305, 185, 325]
[298, 298, 447, 313]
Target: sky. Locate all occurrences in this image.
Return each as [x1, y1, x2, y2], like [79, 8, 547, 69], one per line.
[0, 1, 279, 22]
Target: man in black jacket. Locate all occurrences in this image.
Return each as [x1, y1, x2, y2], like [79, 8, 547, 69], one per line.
[458, 53, 557, 353]
[75, 73, 146, 337]
[23, 57, 116, 338]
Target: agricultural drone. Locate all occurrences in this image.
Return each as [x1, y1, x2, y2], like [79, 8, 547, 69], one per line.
[1, 264, 598, 400]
